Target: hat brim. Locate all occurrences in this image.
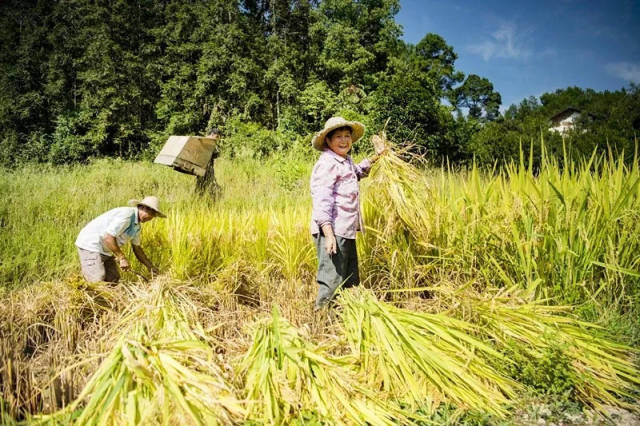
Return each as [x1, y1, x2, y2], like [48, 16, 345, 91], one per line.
[128, 200, 166, 218]
[312, 121, 365, 151]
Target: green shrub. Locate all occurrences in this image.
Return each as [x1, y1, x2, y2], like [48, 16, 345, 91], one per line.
[222, 119, 296, 159]
[506, 339, 576, 402]
[48, 112, 92, 164]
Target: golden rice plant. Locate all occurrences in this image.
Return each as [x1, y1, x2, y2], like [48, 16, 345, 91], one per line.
[164, 205, 230, 281]
[238, 306, 408, 425]
[34, 280, 244, 425]
[459, 288, 640, 412]
[266, 206, 315, 282]
[338, 287, 520, 418]
[366, 143, 432, 242]
[367, 138, 640, 313]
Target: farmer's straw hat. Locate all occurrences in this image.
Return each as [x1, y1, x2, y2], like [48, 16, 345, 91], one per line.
[311, 116, 365, 151]
[128, 196, 166, 218]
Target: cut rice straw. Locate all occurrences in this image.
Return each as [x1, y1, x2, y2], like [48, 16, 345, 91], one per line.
[238, 305, 411, 425]
[338, 287, 520, 418]
[32, 280, 244, 425]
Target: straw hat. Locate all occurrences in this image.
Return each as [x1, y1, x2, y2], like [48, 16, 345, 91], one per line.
[311, 117, 365, 151]
[128, 196, 166, 218]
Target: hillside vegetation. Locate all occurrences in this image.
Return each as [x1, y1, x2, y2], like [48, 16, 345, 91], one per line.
[2, 0, 638, 168]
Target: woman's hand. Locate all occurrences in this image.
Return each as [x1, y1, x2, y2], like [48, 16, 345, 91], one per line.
[324, 234, 337, 255]
[372, 134, 387, 155]
[321, 223, 337, 255]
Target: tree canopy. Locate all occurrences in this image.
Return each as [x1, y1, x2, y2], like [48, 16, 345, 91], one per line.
[0, 0, 504, 165]
[0, 0, 636, 167]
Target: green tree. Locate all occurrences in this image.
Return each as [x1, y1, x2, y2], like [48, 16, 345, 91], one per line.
[0, 0, 503, 165]
[413, 33, 464, 98]
[455, 74, 502, 120]
[0, 0, 56, 163]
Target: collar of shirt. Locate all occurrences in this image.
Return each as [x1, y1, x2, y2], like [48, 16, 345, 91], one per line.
[322, 148, 351, 164]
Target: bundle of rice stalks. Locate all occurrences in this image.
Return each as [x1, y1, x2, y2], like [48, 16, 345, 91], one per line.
[34, 280, 244, 425]
[338, 288, 520, 418]
[367, 141, 431, 241]
[363, 138, 454, 294]
[462, 288, 640, 413]
[238, 306, 407, 425]
[0, 278, 125, 419]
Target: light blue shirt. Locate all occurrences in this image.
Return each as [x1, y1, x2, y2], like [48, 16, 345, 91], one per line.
[75, 207, 141, 256]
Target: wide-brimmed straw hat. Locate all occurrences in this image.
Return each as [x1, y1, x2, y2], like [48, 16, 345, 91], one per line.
[311, 116, 365, 151]
[128, 196, 166, 218]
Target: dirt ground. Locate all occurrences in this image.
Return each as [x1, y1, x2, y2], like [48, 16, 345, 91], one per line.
[516, 404, 640, 425]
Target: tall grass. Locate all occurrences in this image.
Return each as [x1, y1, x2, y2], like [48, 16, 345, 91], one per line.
[364, 145, 640, 312]
[0, 160, 192, 286]
[0, 157, 314, 287]
[3, 150, 639, 313]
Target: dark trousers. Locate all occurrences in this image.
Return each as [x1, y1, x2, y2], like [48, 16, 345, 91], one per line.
[314, 233, 360, 308]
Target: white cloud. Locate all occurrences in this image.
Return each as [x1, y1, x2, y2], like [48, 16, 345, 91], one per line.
[605, 62, 640, 84]
[468, 23, 532, 61]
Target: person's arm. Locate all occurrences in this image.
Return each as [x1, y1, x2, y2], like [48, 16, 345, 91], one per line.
[132, 244, 158, 275]
[354, 158, 373, 180]
[101, 210, 135, 270]
[102, 234, 130, 271]
[311, 160, 338, 255]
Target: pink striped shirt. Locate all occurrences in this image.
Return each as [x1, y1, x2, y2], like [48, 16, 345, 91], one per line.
[310, 148, 372, 239]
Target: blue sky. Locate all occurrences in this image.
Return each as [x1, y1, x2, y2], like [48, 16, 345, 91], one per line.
[396, 0, 640, 110]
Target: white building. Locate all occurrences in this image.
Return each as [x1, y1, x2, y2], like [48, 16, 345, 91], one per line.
[549, 108, 581, 134]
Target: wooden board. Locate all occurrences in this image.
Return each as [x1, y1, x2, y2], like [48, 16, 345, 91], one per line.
[154, 135, 218, 176]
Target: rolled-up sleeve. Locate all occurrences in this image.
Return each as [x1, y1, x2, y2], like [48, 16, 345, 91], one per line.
[354, 158, 372, 180]
[310, 160, 338, 228]
[103, 211, 129, 238]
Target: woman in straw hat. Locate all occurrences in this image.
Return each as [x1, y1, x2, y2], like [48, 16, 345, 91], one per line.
[75, 196, 165, 283]
[310, 116, 385, 309]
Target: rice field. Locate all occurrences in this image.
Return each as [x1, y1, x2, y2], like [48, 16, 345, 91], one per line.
[1, 144, 639, 424]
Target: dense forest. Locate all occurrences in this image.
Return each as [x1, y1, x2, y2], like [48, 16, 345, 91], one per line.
[1, 0, 638, 166]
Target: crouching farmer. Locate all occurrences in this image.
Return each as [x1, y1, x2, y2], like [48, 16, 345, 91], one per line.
[310, 117, 383, 309]
[75, 196, 165, 283]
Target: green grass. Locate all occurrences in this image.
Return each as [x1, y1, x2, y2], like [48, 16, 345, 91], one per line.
[0, 157, 314, 287]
